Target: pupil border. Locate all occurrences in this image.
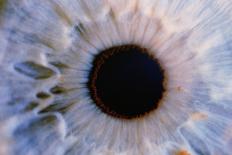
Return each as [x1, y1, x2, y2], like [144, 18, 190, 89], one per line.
[87, 44, 166, 119]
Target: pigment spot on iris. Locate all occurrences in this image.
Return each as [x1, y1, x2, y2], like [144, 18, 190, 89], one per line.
[88, 44, 166, 119]
[36, 92, 51, 99]
[50, 86, 67, 95]
[176, 150, 191, 155]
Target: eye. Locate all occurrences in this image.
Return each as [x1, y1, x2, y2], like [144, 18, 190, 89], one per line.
[0, 0, 232, 155]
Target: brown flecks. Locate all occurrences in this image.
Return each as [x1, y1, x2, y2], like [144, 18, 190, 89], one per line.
[191, 112, 208, 121]
[177, 86, 183, 92]
[108, 8, 116, 20]
[176, 150, 191, 155]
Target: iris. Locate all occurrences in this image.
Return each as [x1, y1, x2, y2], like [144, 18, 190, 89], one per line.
[0, 0, 232, 155]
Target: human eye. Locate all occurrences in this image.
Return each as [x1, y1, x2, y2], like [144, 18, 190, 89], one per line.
[0, 0, 232, 155]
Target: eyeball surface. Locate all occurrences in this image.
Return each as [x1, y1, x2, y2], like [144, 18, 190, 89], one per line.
[0, 0, 232, 155]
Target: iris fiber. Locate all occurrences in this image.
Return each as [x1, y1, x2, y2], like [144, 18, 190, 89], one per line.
[88, 45, 165, 119]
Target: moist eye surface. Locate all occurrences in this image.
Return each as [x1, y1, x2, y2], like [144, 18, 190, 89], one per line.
[88, 44, 165, 119]
[1, 0, 232, 154]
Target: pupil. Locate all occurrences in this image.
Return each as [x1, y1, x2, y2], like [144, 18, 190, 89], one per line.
[88, 45, 165, 119]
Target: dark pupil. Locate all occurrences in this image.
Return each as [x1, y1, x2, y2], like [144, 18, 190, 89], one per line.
[88, 45, 165, 119]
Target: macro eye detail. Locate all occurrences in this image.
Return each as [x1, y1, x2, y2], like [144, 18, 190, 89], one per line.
[87, 44, 166, 119]
[0, 0, 232, 155]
